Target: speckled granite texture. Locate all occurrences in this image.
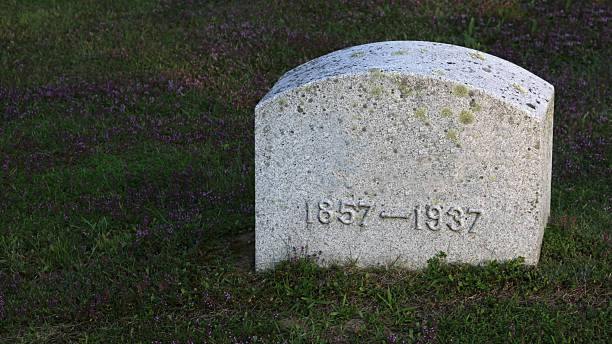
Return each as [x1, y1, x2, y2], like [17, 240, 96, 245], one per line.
[255, 41, 554, 271]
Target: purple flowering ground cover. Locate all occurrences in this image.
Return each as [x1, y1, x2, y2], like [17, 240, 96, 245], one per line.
[0, 0, 610, 342]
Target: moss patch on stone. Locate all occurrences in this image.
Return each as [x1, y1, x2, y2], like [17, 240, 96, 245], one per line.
[440, 107, 453, 117]
[393, 50, 409, 55]
[511, 83, 527, 94]
[432, 70, 446, 76]
[452, 84, 469, 97]
[350, 51, 366, 58]
[414, 107, 427, 119]
[278, 97, 287, 108]
[446, 129, 459, 141]
[458, 109, 475, 124]
[467, 52, 486, 60]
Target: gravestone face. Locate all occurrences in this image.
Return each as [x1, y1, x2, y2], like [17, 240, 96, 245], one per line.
[255, 41, 554, 271]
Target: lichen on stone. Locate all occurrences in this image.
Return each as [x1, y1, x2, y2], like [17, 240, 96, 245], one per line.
[368, 86, 383, 97]
[391, 76, 414, 98]
[419, 48, 429, 53]
[432, 70, 446, 76]
[511, 83, 527, 94]
[440, 107, 453, 117]
[414, 107, 427, 119]
[393, 50, 409, 55]
[301, 84, 313, 93]
[458, 109, 475, 124]
[545, 104, 553, 123]
[350, 51, 366, 58]
[368, 68, 385, 81]
[467, 52, 486, 60]
[469, 99, 483, 112]
[278, 97, 287, 108]
[399, 85, 414, 97]
[452, 84, 469, 97]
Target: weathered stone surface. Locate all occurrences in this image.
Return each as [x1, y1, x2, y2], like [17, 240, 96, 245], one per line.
[255, 41, 554, 271]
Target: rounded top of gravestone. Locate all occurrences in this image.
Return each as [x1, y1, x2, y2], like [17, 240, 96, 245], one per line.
[257, 41, 554, 119]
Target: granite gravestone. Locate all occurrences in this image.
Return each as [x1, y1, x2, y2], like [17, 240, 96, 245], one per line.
[255, 41, 554, 271]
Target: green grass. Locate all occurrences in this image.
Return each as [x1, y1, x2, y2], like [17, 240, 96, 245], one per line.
[0, 0, 610, 343]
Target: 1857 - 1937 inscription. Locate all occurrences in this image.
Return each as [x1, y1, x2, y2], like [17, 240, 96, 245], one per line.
[305, 199, 483, 233]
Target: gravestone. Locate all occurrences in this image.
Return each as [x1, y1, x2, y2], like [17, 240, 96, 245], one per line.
[255, 41, 554, 271]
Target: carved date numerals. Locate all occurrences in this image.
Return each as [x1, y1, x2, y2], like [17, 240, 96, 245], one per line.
[466, 208, 483, 234]
[305, 199, 484, 233]
[415, 205, 483, 233]
[305, 199, 373, 226]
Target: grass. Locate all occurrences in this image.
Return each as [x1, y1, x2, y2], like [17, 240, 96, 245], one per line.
[0, 0, 610, 343]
